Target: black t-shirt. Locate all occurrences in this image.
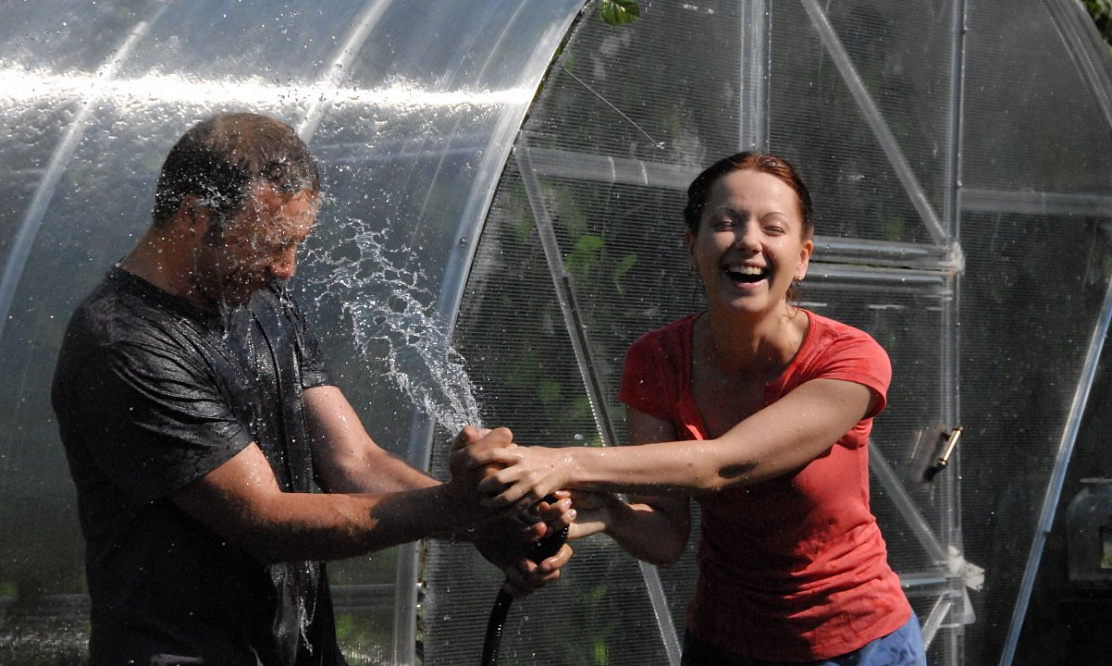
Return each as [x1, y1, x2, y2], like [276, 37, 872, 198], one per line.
[52, 267, 346, 666]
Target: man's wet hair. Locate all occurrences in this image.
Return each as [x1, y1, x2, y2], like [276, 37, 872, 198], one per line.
[152, 112, 321, 230]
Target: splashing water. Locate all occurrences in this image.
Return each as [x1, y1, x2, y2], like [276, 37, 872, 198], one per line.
[309, 221, 482, 432]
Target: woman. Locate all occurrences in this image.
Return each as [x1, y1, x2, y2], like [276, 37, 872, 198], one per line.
[465, 152, 924, 665]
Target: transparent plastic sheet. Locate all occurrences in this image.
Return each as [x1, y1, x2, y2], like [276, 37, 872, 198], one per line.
[0, 1, 585, 663]
[1, 0, 1112, 665]
[445, 1, 1112, 664]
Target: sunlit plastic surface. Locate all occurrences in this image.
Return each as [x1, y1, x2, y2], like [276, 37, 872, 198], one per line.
[0, 1, 585, 663]
[2, 1, 1112, 665]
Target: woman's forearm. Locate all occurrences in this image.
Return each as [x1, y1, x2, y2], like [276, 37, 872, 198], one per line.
[481, 379, 874, 506]
[603, 497, 690, 566]
[564, 441, 732, 495]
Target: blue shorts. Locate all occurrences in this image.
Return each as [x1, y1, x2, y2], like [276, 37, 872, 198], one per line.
[681, 614, 927, 666]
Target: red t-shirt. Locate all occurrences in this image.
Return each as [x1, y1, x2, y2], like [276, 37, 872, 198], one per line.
[619, 309, 910, 661]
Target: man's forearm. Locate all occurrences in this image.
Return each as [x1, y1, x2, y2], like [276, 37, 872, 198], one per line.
[174, 443, 492, 564]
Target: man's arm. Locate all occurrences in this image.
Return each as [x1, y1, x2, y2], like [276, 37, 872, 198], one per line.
[303, 385, 438, 494]
[172, 428, 509, 564]
[300, 385, 573, 595]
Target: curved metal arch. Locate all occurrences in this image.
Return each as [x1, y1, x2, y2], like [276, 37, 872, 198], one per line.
[393, 5, 589, 662]
[0, 2, 169, 345]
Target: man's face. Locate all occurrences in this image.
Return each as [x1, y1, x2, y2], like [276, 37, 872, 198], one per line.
[191, 184, 318, 309]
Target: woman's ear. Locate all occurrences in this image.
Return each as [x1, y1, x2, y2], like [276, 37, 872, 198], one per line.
[795, 238, 813, 281]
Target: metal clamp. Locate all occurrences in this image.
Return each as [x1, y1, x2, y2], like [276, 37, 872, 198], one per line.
[924, 426, 963, 481]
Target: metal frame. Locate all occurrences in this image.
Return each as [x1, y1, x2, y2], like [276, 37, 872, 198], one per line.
[505, 2, 976, 662]
[997, 3, 1112, 663]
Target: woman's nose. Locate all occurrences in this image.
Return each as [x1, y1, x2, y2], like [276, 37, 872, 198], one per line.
[735, 222, 762, 251]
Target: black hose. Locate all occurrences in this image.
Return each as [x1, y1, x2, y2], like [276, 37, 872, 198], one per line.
[480, 589, 514, 666]
[480, 514, 569, 666]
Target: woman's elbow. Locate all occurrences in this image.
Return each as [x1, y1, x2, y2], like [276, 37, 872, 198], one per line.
[643, 543, 685, 567]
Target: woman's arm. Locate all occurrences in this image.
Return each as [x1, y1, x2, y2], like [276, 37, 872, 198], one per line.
[474, 378, 875, 507]
[568, 408, 691, 566]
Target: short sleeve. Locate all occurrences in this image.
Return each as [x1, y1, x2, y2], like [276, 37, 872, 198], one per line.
[808, 326, 892, 419]
[619, 328, 682, 422]
[69, 341, 253, 505]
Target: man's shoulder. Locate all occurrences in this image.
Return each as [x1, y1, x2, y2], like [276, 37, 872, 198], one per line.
[65, 270, 179, 347]
[55, 269, 216, 391]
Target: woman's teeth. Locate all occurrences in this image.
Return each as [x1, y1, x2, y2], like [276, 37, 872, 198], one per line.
[726, 265, 768, 283]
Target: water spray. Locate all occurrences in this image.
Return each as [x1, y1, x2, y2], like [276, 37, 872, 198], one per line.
[311, 224, 567, 664]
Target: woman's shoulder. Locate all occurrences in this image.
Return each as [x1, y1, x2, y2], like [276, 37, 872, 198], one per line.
[804, 309, 884, 350]
[630, 313, 699, 348]
[796, 309, 891, 375]
[624, 313, 700, 378]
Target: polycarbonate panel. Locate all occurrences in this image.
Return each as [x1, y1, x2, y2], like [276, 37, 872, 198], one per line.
[958, 212, 1112, 666]
[770, 0, 957, 246]
[4, 0, 1112, 664]
[964, 0, 1112, 193]
[0, 1, 584, 663]
[432, 161, 701, 665]
[444, 1, 1112, 665]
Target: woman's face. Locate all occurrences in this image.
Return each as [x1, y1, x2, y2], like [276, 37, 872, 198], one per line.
[686, 168, 812, 317]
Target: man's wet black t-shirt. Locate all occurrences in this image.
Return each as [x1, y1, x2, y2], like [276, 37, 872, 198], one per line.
[52, 267, 346, 666]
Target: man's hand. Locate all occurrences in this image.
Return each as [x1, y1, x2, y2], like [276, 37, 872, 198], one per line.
[446, 426, 515, 507]
[501, 540, 573, 599]
[469, 492, 575, 598]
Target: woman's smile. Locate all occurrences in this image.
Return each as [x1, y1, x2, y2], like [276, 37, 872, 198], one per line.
[688, 168, 812, 314]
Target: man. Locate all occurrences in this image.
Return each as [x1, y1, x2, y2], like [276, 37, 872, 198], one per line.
[51, 112, 571, 666]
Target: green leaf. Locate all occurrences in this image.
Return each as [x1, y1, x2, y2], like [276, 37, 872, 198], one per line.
[599, 0, 641, 27]
[567, 234, 604, 277]
[537, 379, 563, 403]
[612, 253, 638, 295]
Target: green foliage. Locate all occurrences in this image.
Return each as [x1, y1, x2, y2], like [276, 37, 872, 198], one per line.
[566, 234, 605, 278]
[538, 378, 563, 403]
[1086, 0, 1112, 51]
[599, 0, 641, 27]
[612, 254, 638, 295]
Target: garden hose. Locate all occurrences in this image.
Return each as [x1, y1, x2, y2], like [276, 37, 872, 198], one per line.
[480, 503, 569, 666]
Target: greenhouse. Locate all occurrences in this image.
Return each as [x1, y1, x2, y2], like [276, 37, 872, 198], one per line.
[2, 0, 1112, 664]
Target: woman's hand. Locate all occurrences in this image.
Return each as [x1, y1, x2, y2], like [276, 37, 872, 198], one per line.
[470, 445, 575, 509]
[566, 491, 621, 540]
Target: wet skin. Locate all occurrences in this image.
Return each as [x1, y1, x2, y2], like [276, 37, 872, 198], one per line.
[686, 168, 812, 322]
[189, 185, 319, 310]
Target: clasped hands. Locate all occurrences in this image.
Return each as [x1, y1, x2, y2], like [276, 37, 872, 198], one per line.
[448, 426, 573, 509]
[447, 426, 576, 598]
